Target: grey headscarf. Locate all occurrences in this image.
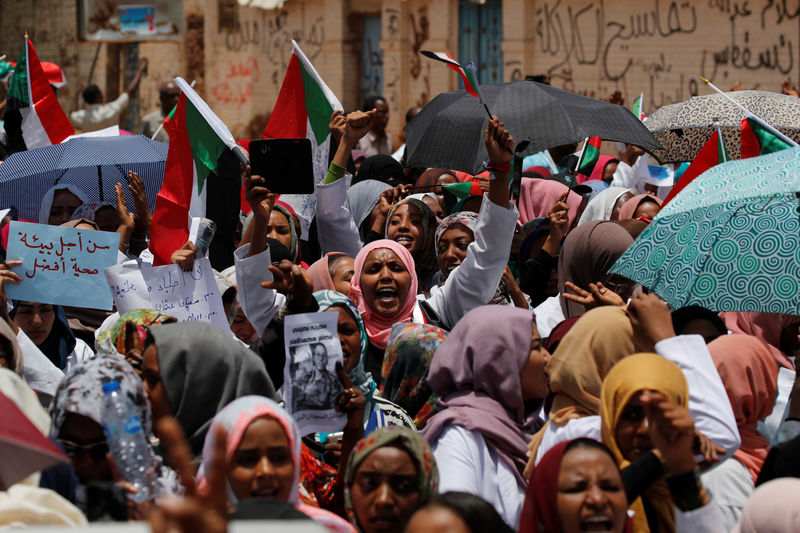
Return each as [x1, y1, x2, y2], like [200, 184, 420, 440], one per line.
[147, 322, 276, 456]
[344, 179, 392, 239]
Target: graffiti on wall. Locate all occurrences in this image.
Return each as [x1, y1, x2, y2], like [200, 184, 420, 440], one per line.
[210, 56, 259, 107]
[532, 0, 799, 112]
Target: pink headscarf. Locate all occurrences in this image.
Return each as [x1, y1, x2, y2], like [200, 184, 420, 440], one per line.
[349, 240, 419, 350]
[516, 178, 583, 226]
[307, 253, 340, 292]
[708, 334, 778, 483]
[724, 312, 800, 369]
[578, 155, 619, 184]
[733, 478, 800, 533]
[617, 193, 662, 220]
[198, 396, 355, 532]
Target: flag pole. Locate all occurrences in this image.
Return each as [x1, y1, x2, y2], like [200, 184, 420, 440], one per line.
[466, 62, 493, 119]
[699, 76, 798, 147]
[715, 125, 727, 163]
[151, 80, 197, 142]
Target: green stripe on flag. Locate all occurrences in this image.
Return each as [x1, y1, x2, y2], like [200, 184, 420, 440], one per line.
[577, 143, 600, 175]
[185, 98, 228, 194]
[442, 182, 474, 199]
[301, 64, 334, 145]
[748, 118, 793, 155]
[7, 45, 28, 105]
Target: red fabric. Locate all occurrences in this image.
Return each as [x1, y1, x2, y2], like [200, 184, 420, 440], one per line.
[662, 131, 723, 206]
[522, 165, 552, 178]
[740, 117, 760, 159]
[26, 39, 73, 144]
[578, 155, 618, 184]
[150, 94, 195, 265]
[263, 54, 308, 139]
[520, 440, 569, 533]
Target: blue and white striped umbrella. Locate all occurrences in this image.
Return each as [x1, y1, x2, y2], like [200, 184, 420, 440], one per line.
[0, 135, 167, 221]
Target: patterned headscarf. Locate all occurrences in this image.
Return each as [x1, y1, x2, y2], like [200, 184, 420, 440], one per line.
[313, 290, 372, 397]
[344, 426, 439, 530]
[95, 309, 177, 358]
[197, 396, 355, 532]
[71, 202, 116, 222]
[49, 356, 154, 439]
[434, 211, 478, 246]
[380, 323, 447, 425]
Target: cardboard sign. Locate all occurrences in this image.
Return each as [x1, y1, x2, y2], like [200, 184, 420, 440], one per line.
[5, 221, 119, 310]
[104, 257, 230, 332]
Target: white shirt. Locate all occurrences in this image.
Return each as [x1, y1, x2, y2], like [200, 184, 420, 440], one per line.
[432, 425, 524, 528]
[233, 243, 286, 335]
[533, 296, 564, 338]
[701, 458, 753, 531]
[535, 335, 741, 465]
[70, 93, 130, 132]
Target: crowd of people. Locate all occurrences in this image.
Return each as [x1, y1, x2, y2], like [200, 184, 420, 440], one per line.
[0, 65, 799, 533]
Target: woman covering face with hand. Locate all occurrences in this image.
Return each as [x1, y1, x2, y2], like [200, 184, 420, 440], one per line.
[344, 426, 438, 533]
[197, 395, 355, 532]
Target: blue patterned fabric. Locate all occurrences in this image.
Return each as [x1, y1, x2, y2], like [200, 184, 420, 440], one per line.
[610, 147, 800, 314]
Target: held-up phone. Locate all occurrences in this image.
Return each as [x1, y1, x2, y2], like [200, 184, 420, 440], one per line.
[248, 138, 315, 194]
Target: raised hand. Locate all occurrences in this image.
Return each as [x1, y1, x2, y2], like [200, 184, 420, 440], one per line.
[261, 259, 313, 308]
[641, 391, 696, 476]
[484, 116, 513, 167]
[335, 361, 366, 431]
[329, 110, 346, 143]
[343, 109, 377, 146]
[126, 171, 151, 230]
[170, 241, 196, 272]
[243, 165, 275, 221]
[627, 293, 676, 346]
[0, 260, 22, 332]
[149, 418, 228, 533]
[563, 281, 626, 309]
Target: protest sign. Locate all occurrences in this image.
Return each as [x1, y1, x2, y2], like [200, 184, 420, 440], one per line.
[104, 257, 230, 332]
[283, 312, 346, 436]
[5, 221, 118, 310]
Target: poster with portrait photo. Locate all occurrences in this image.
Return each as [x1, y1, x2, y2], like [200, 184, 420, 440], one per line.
[284, 312, 346, 436]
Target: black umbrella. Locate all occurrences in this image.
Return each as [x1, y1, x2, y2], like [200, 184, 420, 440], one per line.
[404, 80, 662, 174]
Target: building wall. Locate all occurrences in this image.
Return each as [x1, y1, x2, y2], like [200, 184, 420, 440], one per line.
[2, 0, 799, 142]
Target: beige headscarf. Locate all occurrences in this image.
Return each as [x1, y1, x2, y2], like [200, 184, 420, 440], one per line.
[525, 305, 653, 477]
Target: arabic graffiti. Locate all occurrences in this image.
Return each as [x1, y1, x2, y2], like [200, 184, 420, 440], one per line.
[210, 56, 259, 107]
[531, 0, 799, 113]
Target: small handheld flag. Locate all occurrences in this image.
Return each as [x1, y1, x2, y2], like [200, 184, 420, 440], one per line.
[421, 50, 492, 118]
[740, 117, 793, 158]
[576, 136, 602, 176]
[632, 93, 646, 121]
[662, 127, 728, 206]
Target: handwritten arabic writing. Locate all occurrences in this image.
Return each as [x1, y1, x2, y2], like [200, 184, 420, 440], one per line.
[105, 258, 230, 333]
[19, 232, 111, 279]
[6, 222, 118, 311]
[530, 0, 799, 113]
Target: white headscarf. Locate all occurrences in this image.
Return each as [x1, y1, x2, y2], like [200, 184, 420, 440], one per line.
[38, 184, 89, 225]
[577, 186, 632, 225]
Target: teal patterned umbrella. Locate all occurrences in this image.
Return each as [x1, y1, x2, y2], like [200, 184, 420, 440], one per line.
[610, 147, 800, 314]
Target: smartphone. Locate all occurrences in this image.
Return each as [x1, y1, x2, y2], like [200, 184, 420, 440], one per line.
[248, 138, 315, 194]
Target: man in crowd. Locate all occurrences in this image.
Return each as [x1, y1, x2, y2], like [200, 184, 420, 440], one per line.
[140, 79, 180, 143]
[69, 58, 148, 132]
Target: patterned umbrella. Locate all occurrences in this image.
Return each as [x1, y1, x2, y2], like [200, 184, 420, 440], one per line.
[0, 135, 166, 221]
[646, 90, 800, 163]
[610, 147, 800, 314]
[404, 80, 662, 174]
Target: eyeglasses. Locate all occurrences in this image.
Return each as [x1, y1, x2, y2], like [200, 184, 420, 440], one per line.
[57, 439, 109, 460]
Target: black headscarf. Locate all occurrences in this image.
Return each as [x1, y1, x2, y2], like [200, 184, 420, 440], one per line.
[353, 154, 406, 186]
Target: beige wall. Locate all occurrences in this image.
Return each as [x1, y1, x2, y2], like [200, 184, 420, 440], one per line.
[2, 0, 799, 141]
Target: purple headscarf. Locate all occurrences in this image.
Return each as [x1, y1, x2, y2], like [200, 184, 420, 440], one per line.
[421, 305, 536, 485]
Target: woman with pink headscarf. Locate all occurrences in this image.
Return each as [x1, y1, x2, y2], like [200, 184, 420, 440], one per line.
[516, 178, 584, 226]
[701, 334, 779, 531]
[197, 396, 355, 532]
